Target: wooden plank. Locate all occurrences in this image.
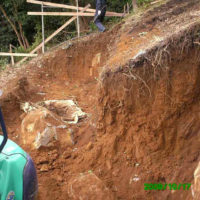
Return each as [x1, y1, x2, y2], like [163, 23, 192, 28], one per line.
[27, 0, 122, 15]
[76, 0, 80, 38]
[190, 11, 200, 16]
[9, 45, 15, 66]
[41, 3, 45, 53]
[19, 4, 90, 64]
[28, 12, 124, 17]
[27, 0, 94, 12]
[132, 0, 138, 11]
[0, 53, 37, 57]
[151, 0, 162, 4]
[10, 44, 16, 49]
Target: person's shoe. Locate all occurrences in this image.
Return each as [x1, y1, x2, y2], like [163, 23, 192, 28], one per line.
[100, 27, 106, 32]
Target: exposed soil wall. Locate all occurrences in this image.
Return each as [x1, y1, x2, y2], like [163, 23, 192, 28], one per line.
[96, 25, 200, 199]
[31, 29, 119, 84]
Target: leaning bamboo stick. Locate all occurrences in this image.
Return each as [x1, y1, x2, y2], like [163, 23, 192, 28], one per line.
[0, 52, 37, 57]
[27, 12, 124, 17]
[19, 4, 91, 64]
[27, 0, 122, 15]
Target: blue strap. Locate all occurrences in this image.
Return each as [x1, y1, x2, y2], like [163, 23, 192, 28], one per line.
[0, 107, 8, 152]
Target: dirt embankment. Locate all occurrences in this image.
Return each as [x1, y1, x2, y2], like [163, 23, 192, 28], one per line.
[97, 28, 200, 200]
[0, 0, 200, 199]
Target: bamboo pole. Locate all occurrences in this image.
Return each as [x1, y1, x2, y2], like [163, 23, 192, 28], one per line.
[19, 4, 91, 64]
[9, 45, 15, 66]
[27, 12, 124, 17]
[0, 53, 37, 57]
[127, 3, 130, 14]
[27, 0, 122, 15]
[76, 0, 80, 38]
[41, 3, 45, 53]
[132, 0, 138, 11]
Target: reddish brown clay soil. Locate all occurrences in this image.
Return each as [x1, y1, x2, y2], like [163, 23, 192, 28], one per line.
[1, 0, 200, 199]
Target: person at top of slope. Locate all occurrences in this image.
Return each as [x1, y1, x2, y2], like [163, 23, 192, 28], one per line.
[94, 0, 107, 32]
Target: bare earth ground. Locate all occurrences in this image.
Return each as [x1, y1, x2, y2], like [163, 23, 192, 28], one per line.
[0, 0, 200, 199]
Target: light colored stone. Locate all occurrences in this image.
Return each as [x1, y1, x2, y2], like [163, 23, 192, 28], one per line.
[86, 142, 93, 151]
[63, 150, 71, 159]
[21, 108, 73, 149]
[112, 169, 120, 177]
[40, 164, 49, 172]
[35, 126, 57, 149]
[20, 102, 36, 113]
[106, 160, 112, 170]
[67, 173, 114, 200]
[191, 161, 200, 200]
[39, 100, 86, 124]
[92, 53, 101, 67]
[21, 108, 58, 149]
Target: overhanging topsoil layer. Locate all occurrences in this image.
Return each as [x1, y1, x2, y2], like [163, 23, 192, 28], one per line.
[0, 0, 200, 199]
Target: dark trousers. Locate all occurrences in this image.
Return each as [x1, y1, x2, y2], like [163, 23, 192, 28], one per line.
[94, 8, 106, 32]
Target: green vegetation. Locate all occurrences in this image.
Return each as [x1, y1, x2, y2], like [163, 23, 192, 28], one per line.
[137, 0, 152, 6]
[0, 0, 153, 69]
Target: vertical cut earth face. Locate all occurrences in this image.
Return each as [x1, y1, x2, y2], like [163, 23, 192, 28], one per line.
[97, 45, 200, 199]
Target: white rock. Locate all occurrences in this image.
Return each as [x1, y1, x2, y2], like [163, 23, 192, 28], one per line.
[21, 108, 74, 149]
[39, 100, 86, 124]
[67, 173, 114, 200]
[192, 161, 200, 199]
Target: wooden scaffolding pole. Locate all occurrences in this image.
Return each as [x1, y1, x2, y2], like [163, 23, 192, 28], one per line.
[28, 12, 124, 17]
[127, 3, 130, 14]
[76, 0, 80, 38]
[19, 4, 91, 64]
[0, 53, 37, 57]
[41, 3, 45, 53]
[27, 0, 122, 15]
[9, 44, 15, 66]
